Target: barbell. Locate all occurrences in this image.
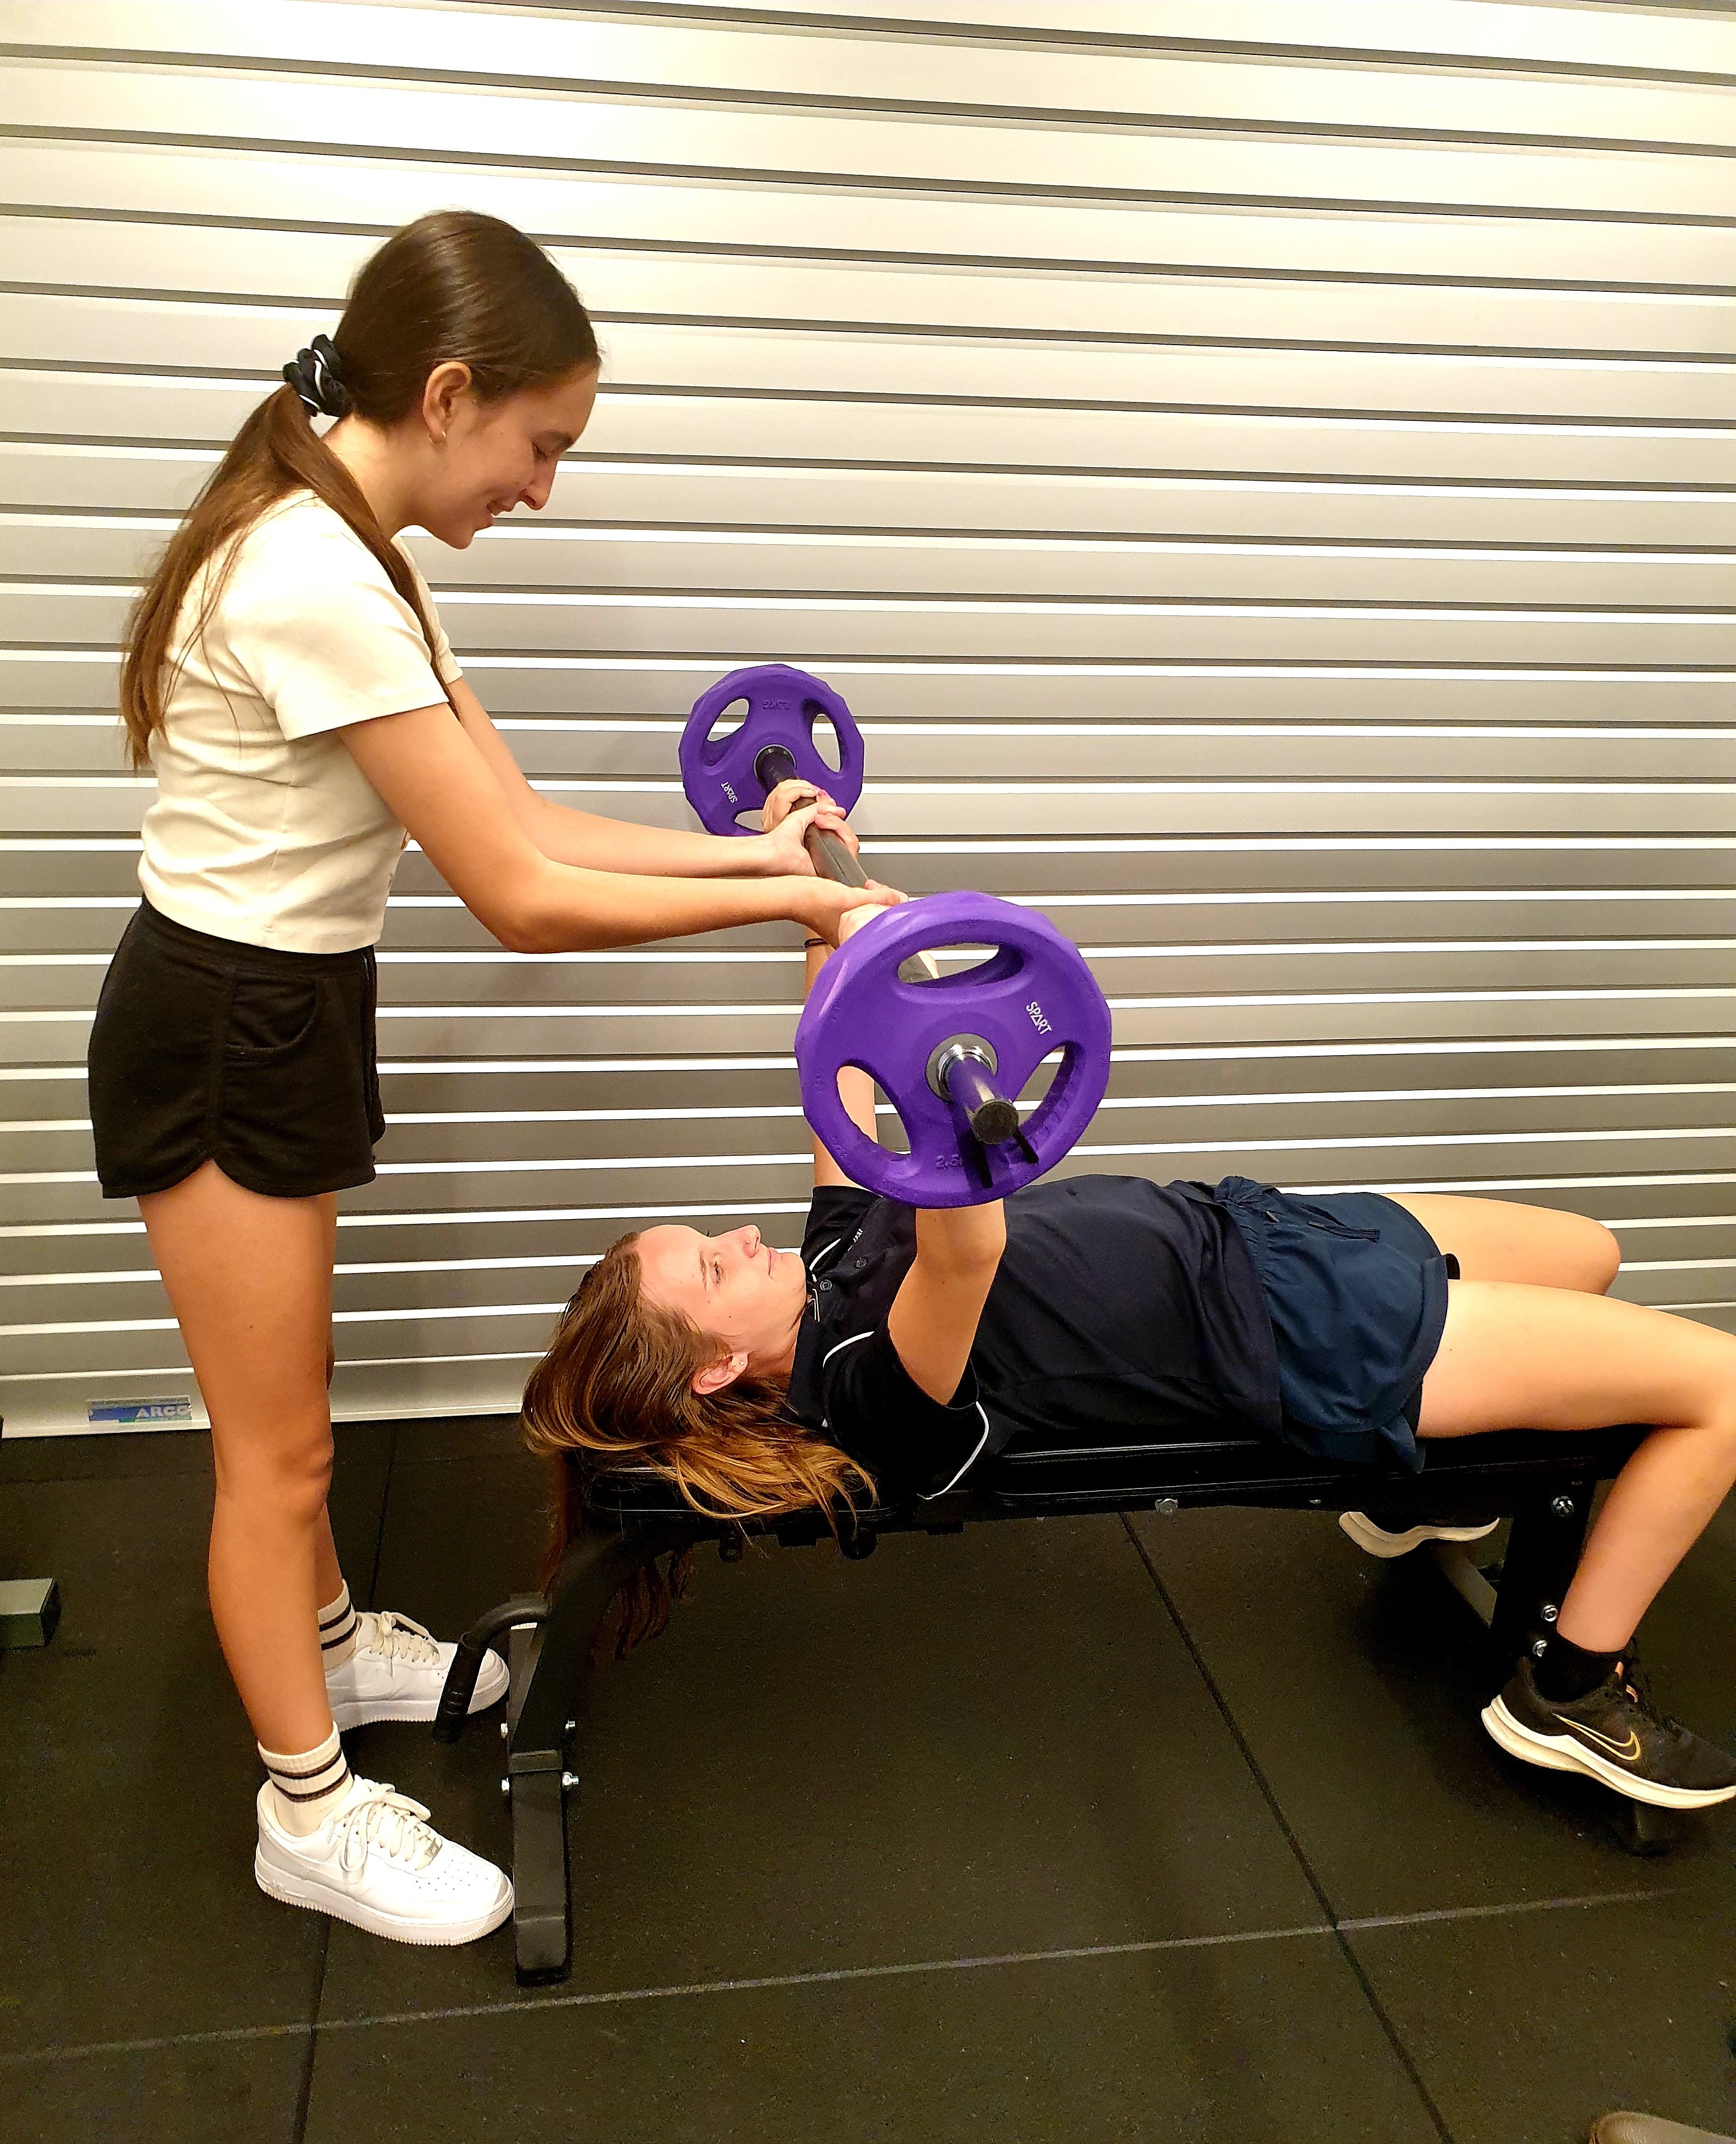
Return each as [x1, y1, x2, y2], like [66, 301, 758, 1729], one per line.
[679, 664, 1111, 1207]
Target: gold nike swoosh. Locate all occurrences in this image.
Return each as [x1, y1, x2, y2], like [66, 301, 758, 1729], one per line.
[1568, 1720, 1643, 1763]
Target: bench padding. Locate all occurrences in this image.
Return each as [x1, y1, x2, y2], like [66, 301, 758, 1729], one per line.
[583, 1421, 1649, 1537]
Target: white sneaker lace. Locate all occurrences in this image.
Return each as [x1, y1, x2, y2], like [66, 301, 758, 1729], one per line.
[331, 1782, 443, 1875]
[355, 1608, 442, 1669]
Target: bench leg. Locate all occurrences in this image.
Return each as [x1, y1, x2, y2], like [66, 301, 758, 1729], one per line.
[1482, 1481, 1681, 1856]
[1487, 1480, 1593, 1678]
[506, 1523, 690, 1986]
[507, 1767, 573, 1983]
[1610, 1796, 1680, 1857]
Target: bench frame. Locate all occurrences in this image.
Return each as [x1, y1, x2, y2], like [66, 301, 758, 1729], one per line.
[436, 1422, 1666, 1985]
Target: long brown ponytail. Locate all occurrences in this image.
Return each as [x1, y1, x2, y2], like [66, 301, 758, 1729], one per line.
[120, 210, 599, 769]
[521, 1235, 877, 1654]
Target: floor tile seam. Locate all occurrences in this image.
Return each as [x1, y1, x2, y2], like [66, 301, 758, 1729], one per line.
[359, 1421, 398, 1613]
[1339, 1884, 1676, 1935]
[291, 1921, 332, 2144]
[1116, 1515, 1456, 2144]
[0, 1884, 1682, 2071]
[0, 1921, 1336, 2072]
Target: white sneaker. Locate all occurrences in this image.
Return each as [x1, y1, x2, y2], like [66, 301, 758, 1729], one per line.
[325, 1608, 509, 1731]
[255, 1775, 513, 1946]
[1339, 1510, 1502, 1560]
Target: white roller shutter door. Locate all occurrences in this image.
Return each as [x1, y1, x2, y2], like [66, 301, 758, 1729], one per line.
[2, 0, 1732, 1433]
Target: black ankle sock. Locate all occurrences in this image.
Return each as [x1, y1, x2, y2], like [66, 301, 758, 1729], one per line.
[1533, 1631, 1624, 1703]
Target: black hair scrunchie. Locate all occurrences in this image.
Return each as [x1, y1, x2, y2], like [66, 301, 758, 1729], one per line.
[282, 333, 349, 419]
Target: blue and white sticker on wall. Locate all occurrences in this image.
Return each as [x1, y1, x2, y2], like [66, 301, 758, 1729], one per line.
[87, 1396, 194, 1428]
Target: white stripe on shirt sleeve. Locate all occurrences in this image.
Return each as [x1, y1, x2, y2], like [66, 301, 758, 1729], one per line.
[921, 1402, 993, 1500]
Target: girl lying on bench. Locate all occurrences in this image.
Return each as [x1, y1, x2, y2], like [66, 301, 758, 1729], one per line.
[523, 903, 1736, 1817]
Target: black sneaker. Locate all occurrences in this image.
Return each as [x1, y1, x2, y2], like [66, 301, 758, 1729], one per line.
[1483, 1651, 1736, 1811]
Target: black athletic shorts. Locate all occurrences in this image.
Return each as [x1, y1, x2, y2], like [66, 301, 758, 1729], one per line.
[87, 900, 385, 1201]
[1212, 1177, 1458, 1474]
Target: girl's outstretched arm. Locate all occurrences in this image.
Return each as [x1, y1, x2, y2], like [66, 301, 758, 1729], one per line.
[340, 700, 886, 950]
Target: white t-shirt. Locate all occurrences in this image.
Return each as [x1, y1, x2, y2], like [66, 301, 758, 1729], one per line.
[137, 490, 462, 954]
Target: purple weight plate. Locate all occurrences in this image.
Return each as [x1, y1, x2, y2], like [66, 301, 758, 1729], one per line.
[679, 664, 864, 837]
[796, 890, 1112, 1208]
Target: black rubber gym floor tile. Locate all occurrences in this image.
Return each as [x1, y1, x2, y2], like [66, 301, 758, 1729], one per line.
[324, 1422, 400, 1599]
[359, 1435, 551, 1631]
[301, 1931, 1440, 2144]
[0, 1425, 392, 2061]
[1127, 1503, 1736, 1924]
[385, 1414, 525, 1465]
[0, 2034, 310, 2144]
[319, 1490, 1330, 2019]
[1348, 1890, 1736, 2144]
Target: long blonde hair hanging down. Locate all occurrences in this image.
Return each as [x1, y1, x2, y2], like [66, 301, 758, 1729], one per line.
[520, 1237, 876, 1656]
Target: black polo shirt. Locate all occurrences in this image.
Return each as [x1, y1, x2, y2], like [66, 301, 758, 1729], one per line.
[786, 1174, 1282, 1504]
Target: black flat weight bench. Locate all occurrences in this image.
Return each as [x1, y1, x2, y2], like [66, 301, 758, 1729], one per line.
[437, 1419, 1659, 1985]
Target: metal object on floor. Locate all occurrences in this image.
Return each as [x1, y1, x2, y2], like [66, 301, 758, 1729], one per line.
[0, 1576, 60, 1648]
[1590, 2114, 1736, 2143]
[437, 1420, 1666, 1987]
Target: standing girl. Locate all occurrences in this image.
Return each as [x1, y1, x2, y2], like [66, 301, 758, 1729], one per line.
[89, 211, 877, 1946]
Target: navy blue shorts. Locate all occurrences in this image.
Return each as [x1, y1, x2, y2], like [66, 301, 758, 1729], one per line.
[1211, 1177, 1456, 1473]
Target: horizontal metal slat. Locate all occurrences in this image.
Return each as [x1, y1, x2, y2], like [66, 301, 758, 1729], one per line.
[5, 136, 1733, 290]
[24, 668, 1736, 731]
[3, 57, 1730, 218]
[0, 1303, 564, 1379]
[6, 213, 1735, 364]
[742, 0, 1736, 76]
[7, 371, 1733, 491]
[4, 1027, 1728, 1100]
[8, 983, 1736, 1075]
[9, 1062, 1734, 1175]
[19, 1, 1736, 152]
[11, 587, 1736, 666]
[11, 513, 1733, 610]
[7, 1152, 1736, 1269]
[11, 765, 1736, 838]
[13, 938, 1736, 1010]
[0, 1352, 538, 1434]
[7, 293, 1735, 426]
[11, 705, 1736, 782]
[5, 443, 1736, 553]
[8, 878, 1735, 953]
[12, 1132, 1736, 1232]
[8, 827, 1735, 901]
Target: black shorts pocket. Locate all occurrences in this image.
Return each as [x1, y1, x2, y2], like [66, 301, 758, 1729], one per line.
[225, 972, 327, 1061]
[216, 968, 377, 1197]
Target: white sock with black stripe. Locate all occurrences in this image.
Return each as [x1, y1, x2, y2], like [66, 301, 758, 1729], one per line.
[319, 1582, 358, 1671]
[259, 1724, 353, 1838]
